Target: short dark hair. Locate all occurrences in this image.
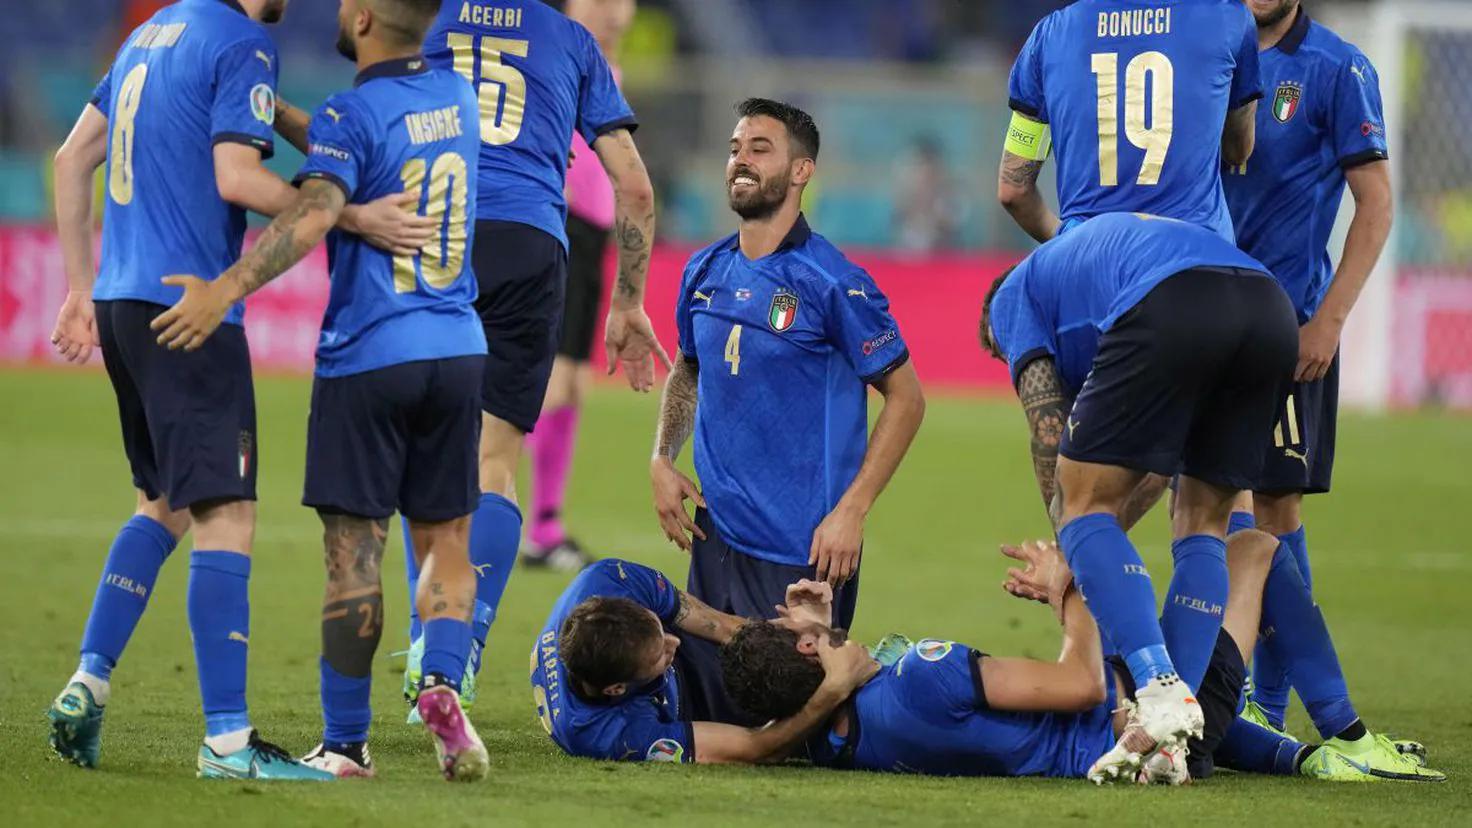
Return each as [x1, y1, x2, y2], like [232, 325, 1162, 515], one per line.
[559, 597, 662, 689]
[719, 623, 825, 721]
[979, 265, 1017, 361]
[735, 98, 820, 160]
[372, 0, 442, 45]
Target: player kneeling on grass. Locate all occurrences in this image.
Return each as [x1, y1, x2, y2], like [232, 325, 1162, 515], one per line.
[154, 0, 493, 783]
[532, 559, 874, 764]
[722, 537, 1401, 784]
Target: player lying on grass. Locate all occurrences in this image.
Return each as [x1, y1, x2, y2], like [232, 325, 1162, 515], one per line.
[531, 559, 875, 764]
[721, 536, 1409, 784]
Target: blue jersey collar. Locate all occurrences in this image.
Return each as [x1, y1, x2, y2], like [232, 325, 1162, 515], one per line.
[354, 54, 430, 87]
[725, 213, 813, 254]
[216, 0, 247, 16]
[1276, 7, 1311, 55]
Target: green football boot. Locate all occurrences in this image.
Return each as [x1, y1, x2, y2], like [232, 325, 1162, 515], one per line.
[402, 636, 478, 724]
[47, 682, 104, 768]
[1302, 733, 1446, 782]
[1239, 696, 1297, 741]
[869, 633, 913, 667]
[197, 732, 335, 781]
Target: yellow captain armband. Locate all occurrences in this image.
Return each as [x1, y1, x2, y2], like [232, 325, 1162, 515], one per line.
[1004, 112, 1052, 161]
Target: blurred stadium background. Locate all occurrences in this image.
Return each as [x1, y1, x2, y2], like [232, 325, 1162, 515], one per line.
[2, 0, 1470, 406]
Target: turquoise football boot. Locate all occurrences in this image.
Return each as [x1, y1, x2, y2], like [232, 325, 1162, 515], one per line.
[197, 732, 335, 781]
[47, 682, 104, 768]
[869, 633, 913, 667]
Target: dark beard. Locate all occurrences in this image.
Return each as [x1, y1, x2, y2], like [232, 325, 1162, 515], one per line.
[1254, 0, 1298, 29]
[336, 28, 357, 61]
[728, 175, 789, 221]
[260, 0, 285, 23]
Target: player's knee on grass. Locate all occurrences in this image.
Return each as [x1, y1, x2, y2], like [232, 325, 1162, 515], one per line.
[188, 498, 255, 554]
[1253, 491, 1303, 537]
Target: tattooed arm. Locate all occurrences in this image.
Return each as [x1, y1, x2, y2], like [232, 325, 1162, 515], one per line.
[1015, 357, 1070, 532]
[672, 589, 746, 645]
[152, 179, 346, 350]
[651, 354, 706, 551]
[997, 148, 1060, 243]
[593, 128, 670, 391]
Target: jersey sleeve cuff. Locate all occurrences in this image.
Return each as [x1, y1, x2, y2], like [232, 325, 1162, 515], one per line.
[212, 132, 275, 161]
[969, 648, 991, 710]
[681, 721, 697, 763]
[1339, 148, 1389, 170]
[592, 116, 640, 139]
[1230, 90, 1264, 110]
[1007, 99, 1047, 123]
[1008, 347, 1053, 390]
[861, 349, 910, 386]
[293, 170, 354, 201]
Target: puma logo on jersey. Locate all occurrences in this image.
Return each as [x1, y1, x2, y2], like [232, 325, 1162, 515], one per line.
[1349, 63, 1368, 84]
[324, 107, 343, 124]
[255, 50, 273, 70]
[694, 290, 715, 308]
[847, 288, 868, 300]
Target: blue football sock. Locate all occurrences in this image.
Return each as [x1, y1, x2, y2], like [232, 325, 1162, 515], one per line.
[1259, 538, 1358, 739]
[1216, 717, 1306, 776]
[469, 600, 494, 676]
[467, 492, 521, 661]
[403, 520, 422, 642]
[1160, 535, 1228, 693]
[1281, 524, 1312, 592]
[1058, 514, 1175, 687]
[78, 515, 177, 682]
[421, 617, 471, 692]
[1227, 511, 1257, 534]
[320, 658, 372, 746]
[187, 551, 252, 738]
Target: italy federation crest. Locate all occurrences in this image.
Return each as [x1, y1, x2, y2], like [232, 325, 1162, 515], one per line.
[1272, 82, 1302, 123]
[768, 289, 799, 332]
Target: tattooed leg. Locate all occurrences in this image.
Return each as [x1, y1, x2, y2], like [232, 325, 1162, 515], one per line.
[410, 516, 476, 625]
[320, 512, 388, 678]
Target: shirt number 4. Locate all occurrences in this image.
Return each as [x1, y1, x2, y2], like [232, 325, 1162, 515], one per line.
[724, 324, 743, 376]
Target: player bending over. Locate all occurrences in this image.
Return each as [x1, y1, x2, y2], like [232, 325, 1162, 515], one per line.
[153, 0, 492, 782]
[531, 559, 873, 764]
[47, 0, 428, 780]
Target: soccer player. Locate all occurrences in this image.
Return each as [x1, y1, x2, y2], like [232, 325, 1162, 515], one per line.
[45, 0, 426, 779]
[977, 212, 1300, 780]
[1221, 0, 1437, 780]
[999, 0, 1262, 242]
[720, 537, 1392, 783]
[389, 0, 668, 707]
[522, 0, 639, 571]
[152, 0, 493, 782]
[532, 559, 874, 764]
[651, 99, 926, 722]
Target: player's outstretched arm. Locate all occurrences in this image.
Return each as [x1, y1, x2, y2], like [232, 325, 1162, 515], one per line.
[1014, 358, 1068, 532]
[651, 353, 706, 551]
[50, 103, 109, 364]
[672, 589, 746, 645]
[692, 639, 877, 764]
[810, 361, 925, 584]
[1221, 100, 1258, 168]
[272, 97, 312, 156]
[152, 179, 346, 351]
[594, 128, 670, 392]
[997, 118, 1060, 243]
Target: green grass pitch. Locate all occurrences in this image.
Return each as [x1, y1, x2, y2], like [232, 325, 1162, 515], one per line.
[1, 368, 1469, 825]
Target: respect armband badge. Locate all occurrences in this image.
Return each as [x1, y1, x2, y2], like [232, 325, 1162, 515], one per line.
[1004, 113, 1052, 161]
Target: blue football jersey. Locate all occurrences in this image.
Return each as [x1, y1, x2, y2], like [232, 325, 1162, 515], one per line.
[1223, 11, 1388, 322]
[293, 58, 486, 378]
[424, 1, 636, 247]
[531, 560, 693, 763]
[1008, 0, 1262, 240]
[91, 0, 280, 325]
[991, 213, 1270, 395]
[807, 639, 1117, 778]
[676, 218, 910, 567]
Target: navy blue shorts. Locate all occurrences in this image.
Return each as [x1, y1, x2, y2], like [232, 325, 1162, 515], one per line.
[303, 356, 484, 522]
[96, 300, 257, 511]
[1062, 269, 1299, 491]
[1256, 354, 1337, 495]
[676, 508, 861, 726]
[559, 214, 609, 362]
[472, 220, 568, 434]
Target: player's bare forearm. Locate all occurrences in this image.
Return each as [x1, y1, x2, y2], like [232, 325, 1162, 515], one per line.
[1318, 160, 1392, 325]
[997, 151, 1059, 242]
[980, 588, 1106, 714]
[54, 105, 109, 292]
[273, 98, 311, 156]
[837, 361, 924, 517]
[594, 129, 655, 306]
[653, 354, 699, 462]
[218, 179, 345, 302]
[693, 682, 850, 764]
[1221, 101, 1258, 167]
[672, 589, 746, 645]
[1016, 358, 1068, 532]
[213, 142, 300, 218]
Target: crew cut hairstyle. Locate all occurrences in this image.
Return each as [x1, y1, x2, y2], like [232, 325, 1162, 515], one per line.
[559, 597, 663, 690]
[735, 98, 821, 160]
[373, 0, 443, 45]
[719, 622, 825, 721]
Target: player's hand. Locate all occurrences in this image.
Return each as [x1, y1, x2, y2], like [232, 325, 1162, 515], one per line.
[351, 190, 438, 257]
[1001, 539, 1073, 623]
[151, 275, 231, 351]
[776, 579, 833, 626]
[51, 290, 99, 364]
[605, 305, 672, 393]
[651, 456, 706, 552]
[810, 504, 864, 586]
[816, 637, 879, 695]
[1296, 314, 1342, 383]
